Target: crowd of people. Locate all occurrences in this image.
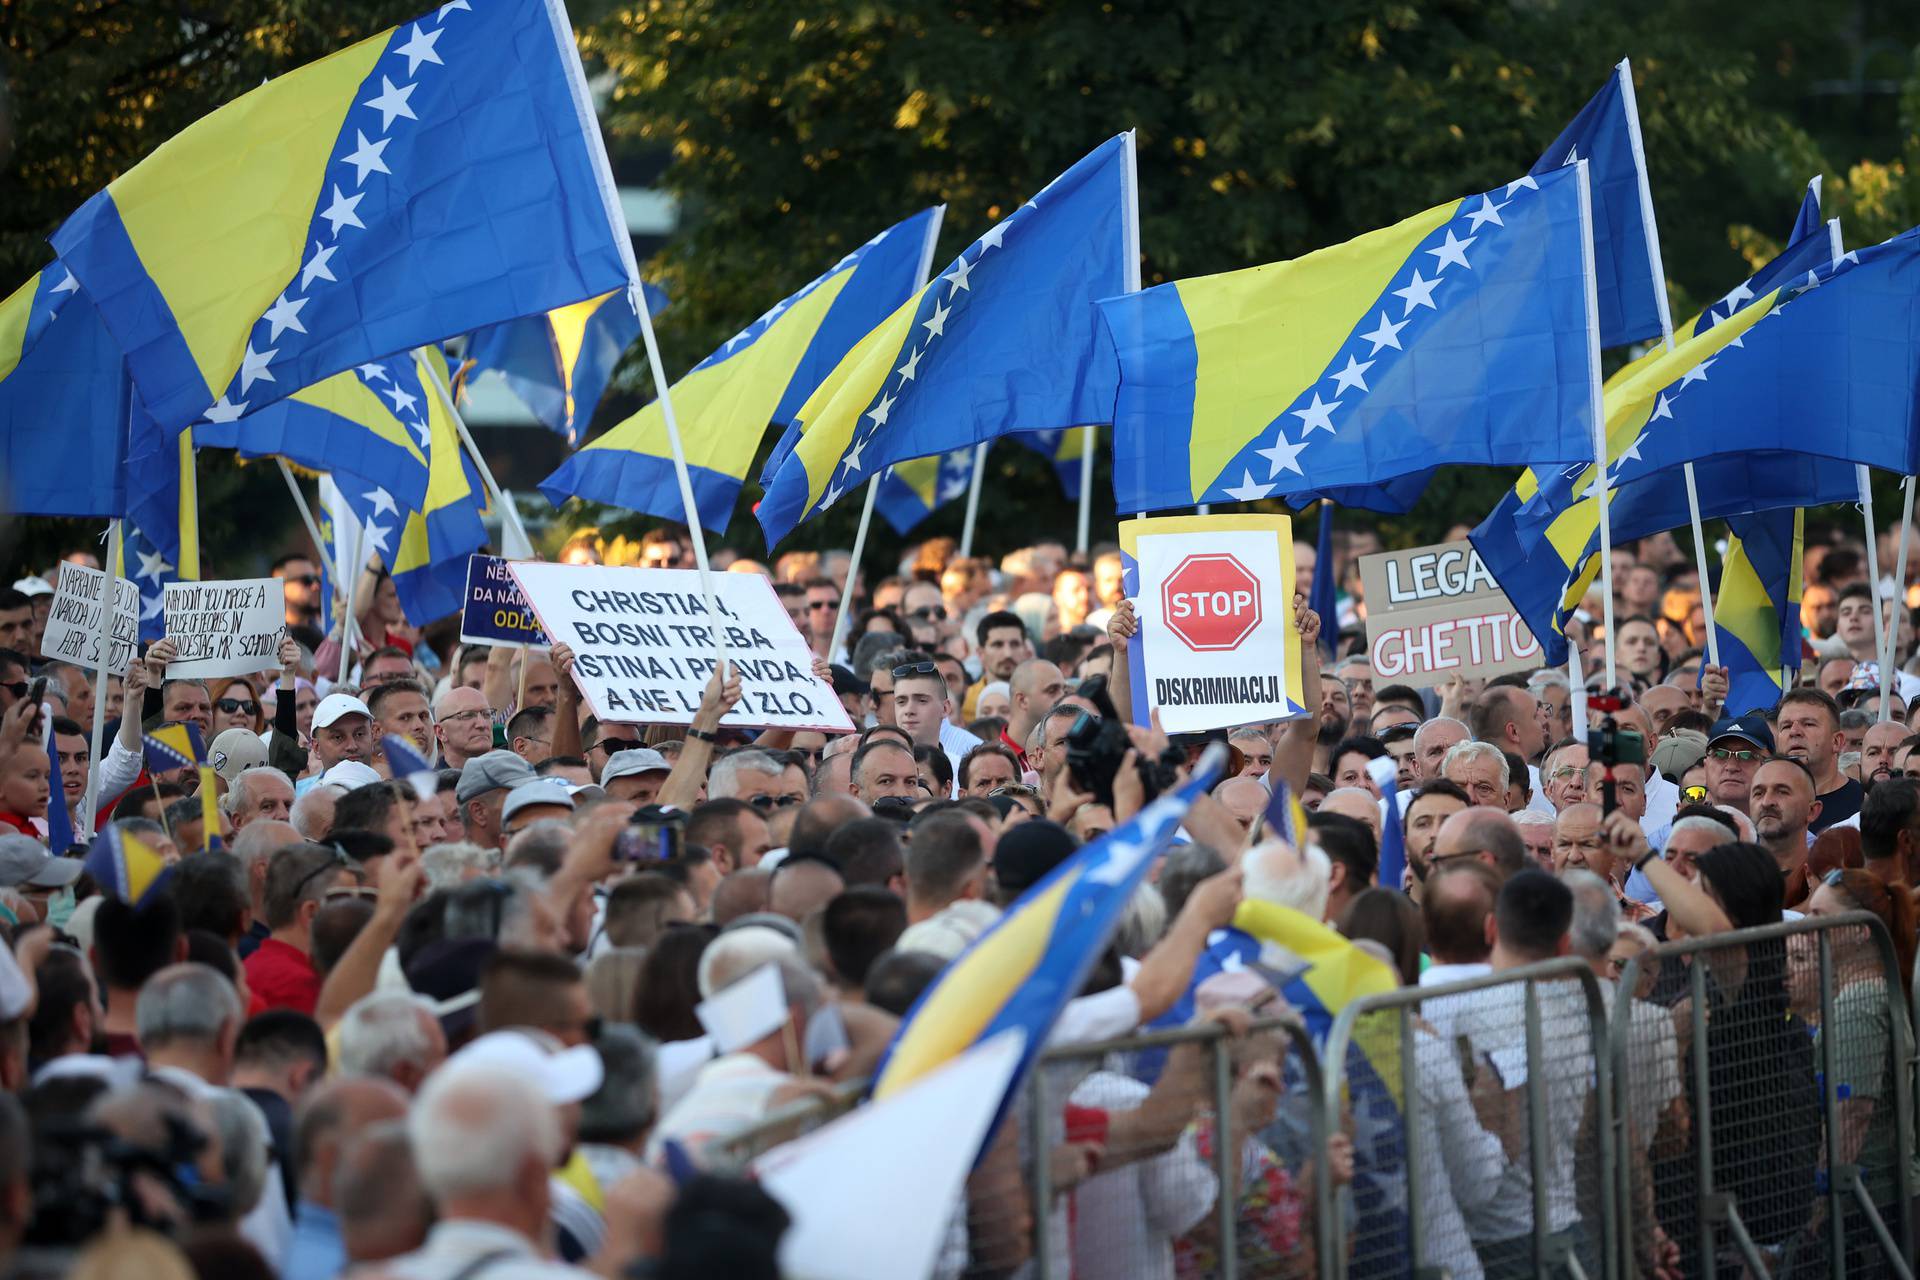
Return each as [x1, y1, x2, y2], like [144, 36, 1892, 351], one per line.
[0, 516, 1911, 1280]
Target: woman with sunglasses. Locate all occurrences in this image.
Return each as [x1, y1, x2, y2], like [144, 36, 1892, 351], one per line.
[210, 677, 265, 735]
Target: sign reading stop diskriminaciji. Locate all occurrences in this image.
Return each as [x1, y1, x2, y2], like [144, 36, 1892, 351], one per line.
[1120, 514, 1308, 734]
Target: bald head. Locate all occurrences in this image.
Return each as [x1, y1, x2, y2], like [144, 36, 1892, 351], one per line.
[1213, 776, 1270, 829]
[1413, 717, 1469, 781]
[769, 857, 846, 923]
[711, 868, 773, 926]
[1638, 685, 1688, 736]
[296, 1076, 411, 1206]
[1319, 787, 1382, 842]
[1433, 806, 1526, 879]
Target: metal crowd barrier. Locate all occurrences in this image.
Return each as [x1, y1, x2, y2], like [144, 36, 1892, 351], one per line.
[694, 915, 1916, 1280]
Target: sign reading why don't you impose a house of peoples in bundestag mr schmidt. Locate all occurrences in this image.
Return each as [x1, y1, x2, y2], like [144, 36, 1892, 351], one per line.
[508, 563, 854, 733]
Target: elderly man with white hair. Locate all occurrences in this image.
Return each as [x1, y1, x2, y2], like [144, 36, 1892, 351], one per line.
[1318, 787, 1383, 843]
[1413, 716, 1470, 783]
[337, 992, 448, 1095]
[1441, 739, 1509, 810]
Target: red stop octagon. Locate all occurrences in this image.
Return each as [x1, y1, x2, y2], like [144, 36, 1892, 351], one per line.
[1161, 554, 1262, 651]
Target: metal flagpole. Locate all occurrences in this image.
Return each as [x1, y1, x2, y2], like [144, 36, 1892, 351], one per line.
[1859, 465, 1889, 689]
[1881, 475, 1915, 719]
[1076, 428, 1096, 554]
[338, 514, 361, 686]
[1573, 160, 1617, 687]
[1079, 132, 1142, 555]
[276, 462, 341, 587]
[82, 519, 123, 831]
[959, 442, 989, 557]
[1618, 57, 1718, 668]
[828, 206, 948, 663]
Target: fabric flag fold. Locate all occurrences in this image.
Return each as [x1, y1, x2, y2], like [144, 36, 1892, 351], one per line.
[119, 412, 198, 642]
[50, 0, 634, 433]
[543, 207, 941, 533]
[0, 265, 130, 517]
[385, 350, 489, 625]
[870, 745, 1227, 1151]
[1100, 163, 1597, 512]
[1308, 503, 1338, 659]
[875, 449, 979, 536]
[1714, 507, 1805, 716]
[756, 135, 1135, 548]
[83, 821, 172, 909]
[464, 283, 663, 445]
[1790, 176, 1824, 247]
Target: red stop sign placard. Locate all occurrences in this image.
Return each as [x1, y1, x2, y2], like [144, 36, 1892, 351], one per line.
[1161, 554, 1262, 651]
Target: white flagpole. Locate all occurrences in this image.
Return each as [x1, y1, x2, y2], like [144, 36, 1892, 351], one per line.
[1076, 427, 1096, 554]
[1574, 159, 1617, 688]
[958, 442, 989, 558]
[828, 207, 948, 662]
[276, 462, 341, 587]
[1082, 132, 1143, 555]
[1882, 476, 1915, 719]
[1618, 57, 1718, 668]
[82, 519, 124, 831]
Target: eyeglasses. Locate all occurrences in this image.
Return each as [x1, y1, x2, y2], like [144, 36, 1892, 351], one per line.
[440, 709, 490, 725]
[284, 573, 319, 586]
[595, 736, 642, 754]
[808, 600, 837, 611]
[1680, 785, 1708, 803]
[748, 793, 804, 810]
[892, 661, 938, 679]
[911, 604, 948, 622]
[323, 885, 378, 901]
[292, 846, 357, 902]
[216, 698, 259, 715]
[1707, 747, 1763, 762]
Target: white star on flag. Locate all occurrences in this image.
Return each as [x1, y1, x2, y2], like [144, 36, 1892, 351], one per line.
[938, 473, 970, 502]
[1359, 311, 1408, 354]
[1616, 432, 1647, 466]
[407, 418, 431, 449]
[438, 0, 471, 15]
[1791, 270, 1821, 296]
[1220, 470, 1276, 502]
[841, 436, 866, 475]
[201, 395, 248, 423]
[240, 342, 278, 392]
[141, 593, 165, 623]
[943, 254, 975, 296]
[384, 384, 419, 415]
[1679, 358, 1715, 388]
[363, 487, 399, 517]
[1256, 434, 1310, 477]
[1329, 354, 1374, 395]
[394, 23, 445, 76]
[1464, 196, 1507, 232]
[1391, 269, 1441, 316]
[1505, 175, 1541, 197]
[1290, 392, 1339, 435]
[977, 220, 1011, 252]
[363, 77, 419, 131]
[362, 522, 393, 555]
[922, 301, 951, 338]
[50, 270, 78, 295]
[1426, 229, 1475, 272]
[301, 242, 340, 288]
[895, 346, 923, 382]
[341, 131, 393, 186]
[319, 185, 367, 238]
[945, 449, 971, 469]
[261, 292, 309, 341]
[866, 392, 896, 428]
[1649, 393, 1674, 422]
[1720, 282, 1755, 309]
[358, 363, 390, 382]
[135, 548, 173, 581]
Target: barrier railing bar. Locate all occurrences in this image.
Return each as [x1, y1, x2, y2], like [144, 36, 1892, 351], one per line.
[1817, 926, 1847, 1279]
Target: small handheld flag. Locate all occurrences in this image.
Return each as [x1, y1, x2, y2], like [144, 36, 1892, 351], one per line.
[1261, 776, 1311, 849]
[142, 723, 205, 774]
[1367, 755, 1407, 893]
[382, 734, 438, 800]
[1308, 502, 1338, 660]
[84, 822, 173, 910]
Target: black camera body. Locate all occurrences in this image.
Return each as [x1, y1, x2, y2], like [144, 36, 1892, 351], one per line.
[1065, 711, 1180, 808]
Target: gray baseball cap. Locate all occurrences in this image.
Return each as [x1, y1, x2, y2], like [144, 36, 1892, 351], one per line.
[0, 834, 85, 889]
[601, 748, 671, 784]
[455, 750, 538, 804]
[501, 779, 577, 825]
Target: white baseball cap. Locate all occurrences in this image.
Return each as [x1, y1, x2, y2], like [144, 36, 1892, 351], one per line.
[446, 1029, 603, 1104]
[312, 693, 373, 730]
[11, 578, 52, 599]
[319, 760, 383, 790]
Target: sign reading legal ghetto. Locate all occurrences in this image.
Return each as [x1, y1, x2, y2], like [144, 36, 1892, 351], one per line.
[507, 563, 854, 733]
[1357, 540, 1540, 688]
[1119, 514, 1307, 734]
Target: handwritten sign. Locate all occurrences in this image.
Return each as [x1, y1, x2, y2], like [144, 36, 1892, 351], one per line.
[162, 578, 287, 680]
[508, 563, 853, 733]
[459, 555, 550, 647]
[40, 563, 140, 677]
[1358, 541, 1542, 688]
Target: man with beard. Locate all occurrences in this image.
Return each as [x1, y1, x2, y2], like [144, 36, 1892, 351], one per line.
[1860, 720, 1911, 790]
[1751, 757, 1820, 907]
[1312, 674, 1352, 775]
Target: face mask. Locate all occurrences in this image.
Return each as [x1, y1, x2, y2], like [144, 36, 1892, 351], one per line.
[45, 885, 75, 929]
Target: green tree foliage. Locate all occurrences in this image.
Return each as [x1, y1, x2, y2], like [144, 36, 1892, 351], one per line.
[579, 0, 1920, 558]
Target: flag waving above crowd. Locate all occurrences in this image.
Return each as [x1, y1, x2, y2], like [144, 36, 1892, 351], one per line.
[6, 9, 1920, 1278]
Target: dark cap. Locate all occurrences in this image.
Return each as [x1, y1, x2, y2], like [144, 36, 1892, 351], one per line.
[1707, 713, 1774, 754]
[829, 663, 867, 696]
[991, 820, 1078, 897]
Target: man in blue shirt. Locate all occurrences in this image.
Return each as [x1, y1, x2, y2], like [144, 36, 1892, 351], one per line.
[283, 1076, 410, 1280]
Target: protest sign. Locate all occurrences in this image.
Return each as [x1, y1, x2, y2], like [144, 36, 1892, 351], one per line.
[1359, 540, 1542, 687]
[507, 563, 854, 732]
[40, 563, 140, 677]
[459, 554, 550, 647]
[162, 578, 287, 680]
[1117, 514, 1307, 734]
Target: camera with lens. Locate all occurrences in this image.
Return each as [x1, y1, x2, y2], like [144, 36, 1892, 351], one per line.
[1065, 711, 1182, 808]
[1585, 690, 1646, 815]
[613, 805, 687, 863]
[20, 1113, 228, 1262]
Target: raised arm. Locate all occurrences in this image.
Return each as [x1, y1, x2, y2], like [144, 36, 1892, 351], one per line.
[655, 663, 743, 811]
[1269, 595, 1320, 797]
[549, 643, 586, 760]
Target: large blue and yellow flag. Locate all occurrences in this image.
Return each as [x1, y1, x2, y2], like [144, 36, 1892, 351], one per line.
[757, 136, 1135, 548]
[0, 266, 130, 517]
[544, 208, 942, 533]
[50, 0, 633, 434]
[1530, 59, 1667, 347]
[870, 747, 1225, 1147]
[464, 282, 665, 445]
[119, 410, 199, 642]
[195, 355, 434, 510]
[84, 821, 173, 909]
[1101, 163, 1597, 512]
[1715, 507, 1805, 716]
[874, 449, 977, 536]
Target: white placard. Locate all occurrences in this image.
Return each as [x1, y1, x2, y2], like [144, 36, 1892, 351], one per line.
[40, 563, 140, 677]
[695, 963, 789, 1054]
[1123, 516, 1306, 734]
[162, 578, 287, 679]
[1358, 541, 1542, 688]
[508, 562, 854, 732]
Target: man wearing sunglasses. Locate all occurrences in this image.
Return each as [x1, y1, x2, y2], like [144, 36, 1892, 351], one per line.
[1704, 714, 1773, 815]
[710, 749, 807, 810]
[272, 553, 325, 643]
[583, 720, 646, 784]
